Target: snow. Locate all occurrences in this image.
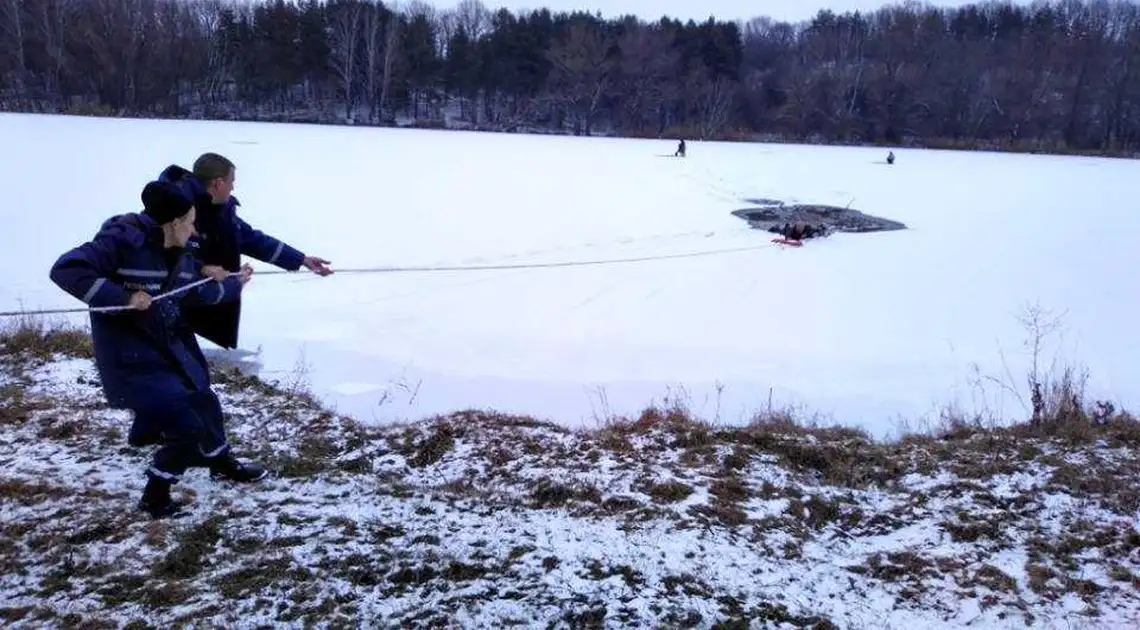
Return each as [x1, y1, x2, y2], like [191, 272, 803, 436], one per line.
[4, 348, 1140, 628]
[3, 112, 1139, 437]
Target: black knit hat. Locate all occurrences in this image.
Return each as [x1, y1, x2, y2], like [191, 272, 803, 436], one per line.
[141, 180, 193, 225]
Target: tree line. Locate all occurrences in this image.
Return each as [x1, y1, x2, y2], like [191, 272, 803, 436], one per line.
[1, 0, 1139, 155]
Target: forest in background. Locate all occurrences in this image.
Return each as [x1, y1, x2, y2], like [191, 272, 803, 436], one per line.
[2, 0, 1139, 155]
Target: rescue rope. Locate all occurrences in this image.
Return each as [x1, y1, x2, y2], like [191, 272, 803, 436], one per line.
[254, 242, 773, 276]
[0, 240, 780, 318]
[0, 276, 223, 318]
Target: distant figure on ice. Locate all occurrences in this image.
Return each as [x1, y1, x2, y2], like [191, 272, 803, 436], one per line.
[886, 151, 895, 165]
[769, 222, 804, 240]
[803, 224, 828, 238]
[769, 222, 829, 241]
[675, 139, 686, 157]
[49, 179, 268, 519]
[155, 153, 334, 350]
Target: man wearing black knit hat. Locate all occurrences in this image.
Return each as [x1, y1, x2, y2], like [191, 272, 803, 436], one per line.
[50, 180, 267, 520]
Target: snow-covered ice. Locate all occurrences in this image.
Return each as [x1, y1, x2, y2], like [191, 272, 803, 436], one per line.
[3, 112, 1138, 436]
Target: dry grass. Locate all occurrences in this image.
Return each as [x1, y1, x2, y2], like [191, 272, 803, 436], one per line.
[733, 422, 902, 487]
[1, 319, 94, 428]
[0, 316, 93, 362]
[266, 433, 340, 478]
[214, 555, 310, 599]
[529, 476, 602, 508]
[0, 478, 71, 506]
[151, 516, 224, 579]
[404, 421, 460, 468]
[644, 480, 694, 504]
[5, 314, 1140, 627]
[7, 309, 1132, 488]
[849, 551, 942, 588]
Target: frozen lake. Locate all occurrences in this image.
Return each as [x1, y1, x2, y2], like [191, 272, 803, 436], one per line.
[3, 113, 1137, 437]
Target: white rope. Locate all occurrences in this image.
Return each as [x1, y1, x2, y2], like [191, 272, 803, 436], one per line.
[255, 242, 774, 276]
[2, 240, 784, 318]
[0, 276, 225, 318]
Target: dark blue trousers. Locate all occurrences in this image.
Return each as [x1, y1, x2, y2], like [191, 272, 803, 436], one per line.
[128, 390, 231, 484]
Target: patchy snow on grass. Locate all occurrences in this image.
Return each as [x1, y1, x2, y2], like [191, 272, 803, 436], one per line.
[3, 341, 1140, 628]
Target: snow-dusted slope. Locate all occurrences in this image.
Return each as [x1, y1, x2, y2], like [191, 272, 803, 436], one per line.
[2, 331, 1138, 629]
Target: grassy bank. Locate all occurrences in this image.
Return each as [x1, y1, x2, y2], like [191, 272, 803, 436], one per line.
[2, 319, 1138, 629]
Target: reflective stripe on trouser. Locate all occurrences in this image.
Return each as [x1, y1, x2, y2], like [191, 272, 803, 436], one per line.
[138, 390, 231, 484]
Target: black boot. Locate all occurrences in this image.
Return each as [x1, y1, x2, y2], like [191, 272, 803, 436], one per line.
[137, 476, 187, 520]
[209, 452, 269, 483]
[127, 424, 163, 448]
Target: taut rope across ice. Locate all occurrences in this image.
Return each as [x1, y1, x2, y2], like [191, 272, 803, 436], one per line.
[0, 240, 782, 318]
[255, 241, 774, 275]
[0, 276, 225, 317]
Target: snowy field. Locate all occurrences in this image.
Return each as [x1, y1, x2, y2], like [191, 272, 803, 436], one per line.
[1, 112, 1137, 437]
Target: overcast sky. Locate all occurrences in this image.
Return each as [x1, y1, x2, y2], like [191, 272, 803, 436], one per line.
[426, 0, 1027, 23]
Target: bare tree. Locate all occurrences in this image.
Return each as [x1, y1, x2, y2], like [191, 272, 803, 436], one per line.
[436, 7, 456, 57]
[196, 0, 234, 107]
[360, 2, 382, 122]
[1102, 1, 1140, 150]
[546, 21, 614, 134]
[329, 0, 363, 121]
[402, 0, 434, 22]
[0, 0, 26, 94]
[615, 24, 679, 133]
[688, 68, 736, 139]
[378, 7, 400, 121]
[146, 0, 201, 113]
[440, 0, 488, 122]
[454, 0, 489, 39]
[740, 17, 795, 132]
[1, 0, 1138, 153]
[74, 0, 150, 110]
[27, 0, 72, 100]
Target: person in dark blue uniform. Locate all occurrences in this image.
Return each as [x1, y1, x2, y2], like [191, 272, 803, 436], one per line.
[49, 180, 267, 519]
[156, 152, 333, 350]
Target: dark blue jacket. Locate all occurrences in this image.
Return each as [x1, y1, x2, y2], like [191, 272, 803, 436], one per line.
[157, 164, 306, 349]
[49, 212, 246, 413]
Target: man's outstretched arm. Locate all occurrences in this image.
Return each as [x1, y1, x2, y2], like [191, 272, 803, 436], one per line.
[234, 214, 332, 275]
